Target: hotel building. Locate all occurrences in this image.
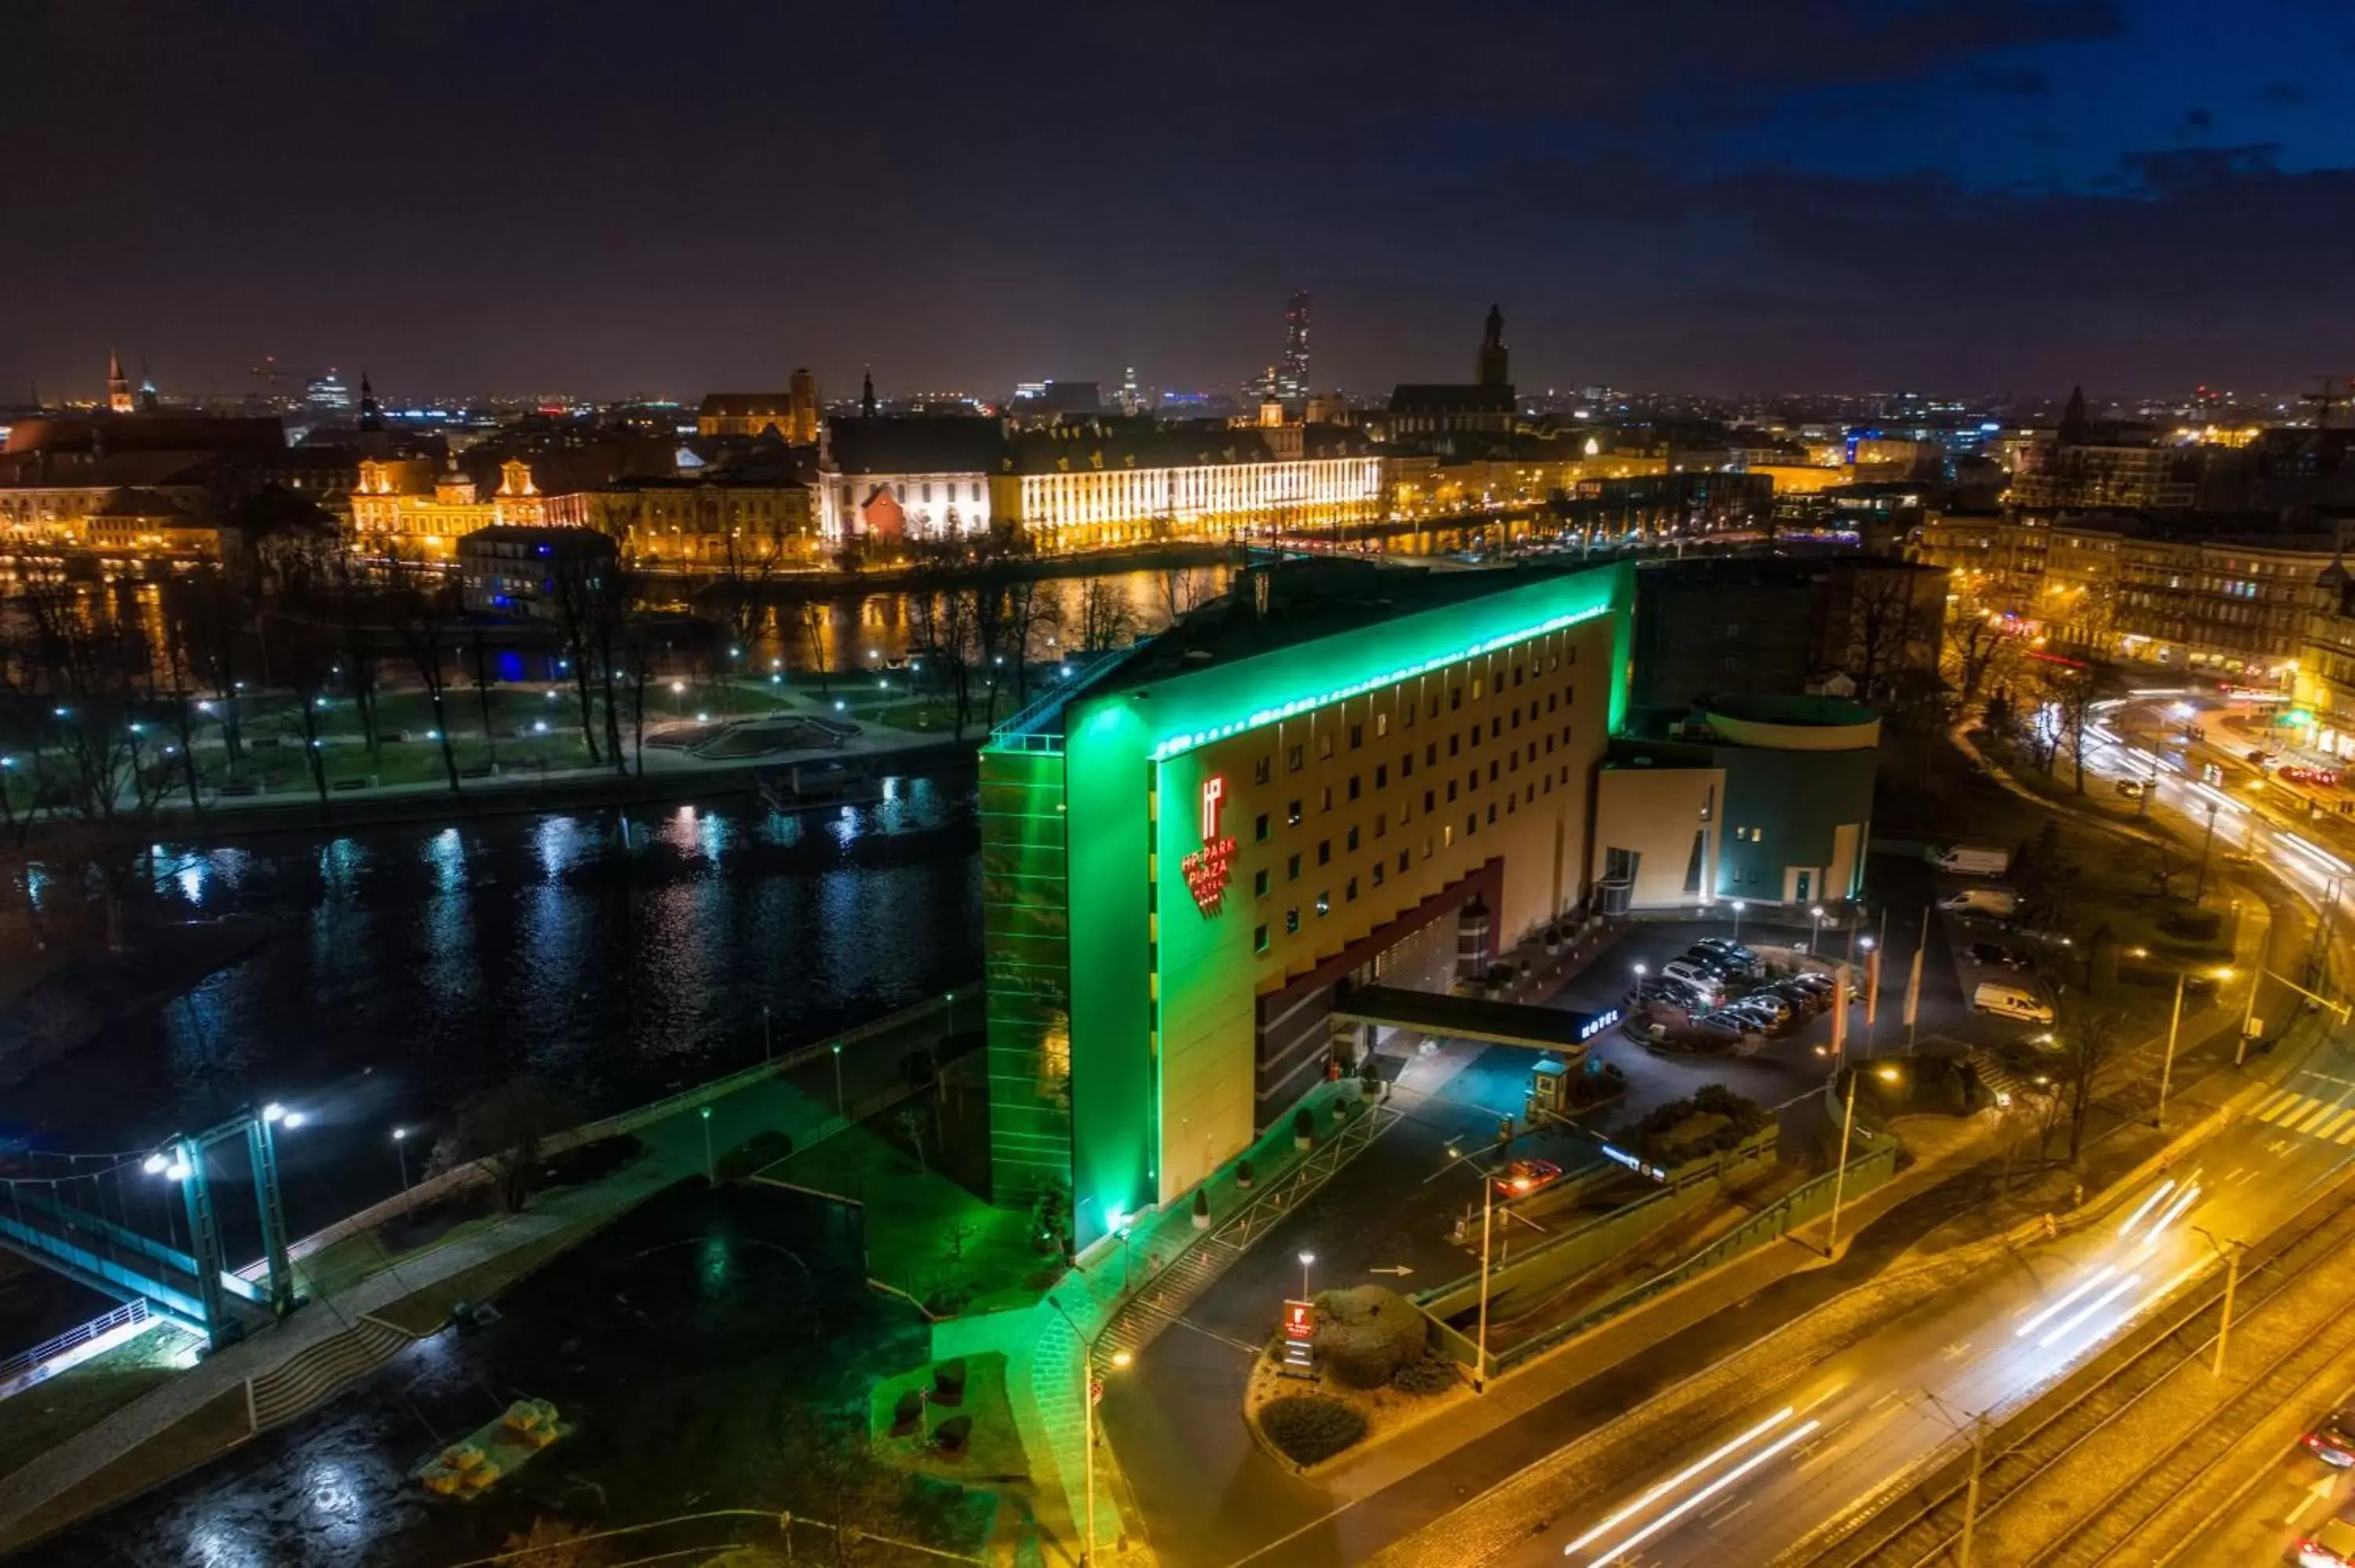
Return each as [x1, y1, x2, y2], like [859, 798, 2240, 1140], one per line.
[981, 560, 1632, 1247]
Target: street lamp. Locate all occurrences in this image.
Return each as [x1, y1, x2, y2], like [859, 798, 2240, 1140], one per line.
[1298, 1250, 1316, 1300]
[699, 1105, 714, 1183]
[1444, 1144, 1499, 1391]
[1046, 1295, 1130, 1564]
[1827, 1067, 1862, 1254]
[2158, 967, 2235, 1127]
[831, 1040, 845, 1117]
[1730, 899, 1746, 942]
[1810, 905, 1826, 951]
[392, 1127, 413, 1206]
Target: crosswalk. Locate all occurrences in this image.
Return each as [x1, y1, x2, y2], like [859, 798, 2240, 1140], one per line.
[2248, 1084, 2355, 1145]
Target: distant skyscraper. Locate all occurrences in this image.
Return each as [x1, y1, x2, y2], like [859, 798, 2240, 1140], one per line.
[1276, 292, 1310, 402]
[1477, 304, 1509, 388]
[305, 370, 353, 414]
[107, 351, 134, 414]
[1119, 366, 1141, 415]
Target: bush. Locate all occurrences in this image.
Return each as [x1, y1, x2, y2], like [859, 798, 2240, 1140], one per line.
[932, 1359, 967, 1406]
[890, 1389, 926, 1435]
[1312, 1285, 1429, 1389]
[1260, 1395, 1368, 1465]
[1291, 1108, 1315, 1143]
[933, 1413, 973, 1455]
[1391, 1352, 1459, 1395]
[1237, 1158, 1255, 1187]
[1192, 1187, 1210, 1218]
[716, 1128, 794, 1181]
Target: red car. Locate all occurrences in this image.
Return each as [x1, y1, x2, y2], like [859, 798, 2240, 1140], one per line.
[2282, 765, 2342, 787]
[1494, 1158, 1564, 1199]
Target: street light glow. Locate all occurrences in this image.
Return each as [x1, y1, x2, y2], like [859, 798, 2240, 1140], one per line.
[283, 1112, 306, 1129]
[261, 1102, 287, 1123]
[142, 1153, 169, 1175]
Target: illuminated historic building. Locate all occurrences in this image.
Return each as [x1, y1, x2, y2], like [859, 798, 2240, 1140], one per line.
[349, 457, 549, 560]
[982, 560, 1632, 1242]
[988, 425, 1383, 549]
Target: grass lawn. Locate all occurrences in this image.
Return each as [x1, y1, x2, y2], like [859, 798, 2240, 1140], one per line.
[761, 1120, 1042, 1316]
[868, 1351, 1029, 1483]
[0, 1382, 252, 1555]
[0, 1325, 188, 1484]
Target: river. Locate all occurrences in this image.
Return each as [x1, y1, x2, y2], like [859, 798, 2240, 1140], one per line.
[0, 775, 984, 1337]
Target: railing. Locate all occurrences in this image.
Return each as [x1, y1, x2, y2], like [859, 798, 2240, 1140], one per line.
[988, 648, 1134, 742]
[0, 1300, 152, 1397]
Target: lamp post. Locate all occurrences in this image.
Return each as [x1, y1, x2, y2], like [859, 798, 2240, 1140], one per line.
[831, 1040, 845, 1118]
[1825, 1067, 1873, 1255]
[2193, 1227, 2246, 1377]
[1730, 899, 1746, 942]
[1810, 904, 1826, 953]
[392, 1127, 412, 1209]
[699, 1105, 714, 1183]
[1445, 1143, 1498, 1391]
[2193, 800, 2219, 904]
[2158, 967, 2234, 1127]
[761, 1003, 772, 1064]
[1298, 1250, 1316, 1301]
[1048, 1296, 1130, 1565]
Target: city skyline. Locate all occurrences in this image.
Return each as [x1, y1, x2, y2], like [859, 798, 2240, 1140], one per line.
[9, 2, 2355, 402]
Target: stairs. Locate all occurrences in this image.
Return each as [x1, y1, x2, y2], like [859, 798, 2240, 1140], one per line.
[1099, 1237, 1243, 1362]
[1965, 1046, 2039, 1110]
[244, 1315, 415, 1432]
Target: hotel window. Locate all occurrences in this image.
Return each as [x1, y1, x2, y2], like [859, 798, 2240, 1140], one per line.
[1255, 813, 1270, 842]
[1320, 786, 1334, 811]
[1288, 745, 1304, 771]
[1286, 908, 1301, 935]
[1316, 892, 1331, 916]
[1288, 799, 1303, 826]
[1451, 687, 1462, 711]
[1488, 761, 1499, 782]
[1402, 848, 1414, 871]
[1287, 853, 1302, 881]
[1345, 877, 1359, 903]
[1426, 743, 1437, 765]
[1254, 867, 1270, 897]
[1346, 826, 1360, 851]
[1487, 804, 1498, 824]
[1466, 813, 1478, 837]
[1320, 734, 1334, 760]
[1254, 924, 1269, 954]
[1442, 826, 1453, 848]
[1449, 735, 1460, 758]
[1513, 665, 1524, 686]
[1447, 781, 1459, 802]
[1373, 862, 1386, 888]
[1254, 757, 1272, 786]
[1490, 718, 1501, 739]
[1401, 754, 1414, 779]
[1348, 775, 1361, 802]
[1349, 723, 1364, 749]
[1472, 677, 1483, 699]
[1375, 811, 1386, 837]
[1318, 840, 1331, 866]
[1377, 713, 1390, 738]
[1375, 764, 1388, 789]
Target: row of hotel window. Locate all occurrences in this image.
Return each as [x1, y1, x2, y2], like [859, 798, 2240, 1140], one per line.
[1251, 719, 1581, 848]
[1247, 766, 1575, 954]
[1252, 662, 1578, 786]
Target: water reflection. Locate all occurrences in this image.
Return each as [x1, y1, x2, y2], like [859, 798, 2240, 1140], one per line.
[4, 774, 983, 1242]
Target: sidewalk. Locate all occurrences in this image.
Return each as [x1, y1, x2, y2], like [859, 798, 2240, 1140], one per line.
[0, 1145, 681, 1552]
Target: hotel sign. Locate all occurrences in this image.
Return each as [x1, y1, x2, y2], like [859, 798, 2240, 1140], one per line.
[1180, 775, 1237, 916]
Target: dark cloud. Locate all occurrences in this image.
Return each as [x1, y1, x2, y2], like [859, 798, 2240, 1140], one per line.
[2262, 80, 2307, 105]
[2, 0, 2340, 400]
[2180, 106, 2216, 134]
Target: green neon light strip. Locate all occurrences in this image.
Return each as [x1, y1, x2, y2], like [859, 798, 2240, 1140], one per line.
[1147, 603, 1613, 760]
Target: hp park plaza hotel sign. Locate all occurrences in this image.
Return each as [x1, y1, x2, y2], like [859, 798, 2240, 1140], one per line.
[1181, 776, 1237, 916]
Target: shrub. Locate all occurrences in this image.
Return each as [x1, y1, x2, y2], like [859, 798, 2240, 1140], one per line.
[890, 1389, 926, 1435]
[933, 1413, 973, 1454]
[1237, 1158, 1255, 1187]
[1260, 1395, 1368, 1465]
[716, 1129, 794, 1181]
[932, 1359, 967, 1406]
[1392, 1352, 1459, 1395]
[1312, 1285, 1429, 1389]
[1192, 1187, 1210, 1220]
[1291, 1109, 1315, 1143]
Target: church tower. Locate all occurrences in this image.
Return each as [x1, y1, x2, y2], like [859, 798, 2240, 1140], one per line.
[107, 351, 135, 414]
[860, 366, 877, 418]
[1475, 305, 1509, 389]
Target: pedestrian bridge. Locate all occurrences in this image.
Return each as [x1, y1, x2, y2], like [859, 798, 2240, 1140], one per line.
[1331, 983, 1619, 1053]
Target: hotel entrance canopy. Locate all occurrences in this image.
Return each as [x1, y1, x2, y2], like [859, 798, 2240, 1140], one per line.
[1331, 984, 1619, 1052]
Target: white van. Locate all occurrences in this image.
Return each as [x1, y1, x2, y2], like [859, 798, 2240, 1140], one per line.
[1973, 982, 2054, 1024]
[1941, 888, 2019, 917]
[1933, 844, 2011, 876]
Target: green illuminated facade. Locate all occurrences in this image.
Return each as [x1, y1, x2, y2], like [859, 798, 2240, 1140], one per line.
[983, 561, 1634, 1249]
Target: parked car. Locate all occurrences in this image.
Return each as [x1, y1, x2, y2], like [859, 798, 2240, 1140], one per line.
[1966, 941, 2031, 969]
[2113, 779, 2146, 799]
[1785, 972, 1838, 997]
[1718, 1001, 1787, 1034]
[1493, 1158, 1564, 1200]
[1732, 991, 1793, 1024]
[1942, 888, 2021, 917]
[1770, 980, 1827, 1014]
[1678, 950, 1741, 981]
[1694, 936, 1756, 964]
[1661, 961, 1725, 996]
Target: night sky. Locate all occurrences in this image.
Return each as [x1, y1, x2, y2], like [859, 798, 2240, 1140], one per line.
[11, 2, 2353, 403]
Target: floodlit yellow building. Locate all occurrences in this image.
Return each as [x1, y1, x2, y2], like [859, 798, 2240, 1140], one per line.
[349, 458, 547, 561]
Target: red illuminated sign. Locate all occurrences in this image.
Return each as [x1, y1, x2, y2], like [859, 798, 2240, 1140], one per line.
[1283, 1299, 1316, 1340]
[1181, 775, 1237, 916]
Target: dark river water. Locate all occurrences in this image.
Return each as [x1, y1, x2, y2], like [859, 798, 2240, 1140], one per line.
[0, 775, 982, 1310]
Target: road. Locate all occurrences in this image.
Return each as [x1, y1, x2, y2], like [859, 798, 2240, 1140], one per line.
[1483, 1022, 2355, 1568]
[2178, 1363, 2355, 1563]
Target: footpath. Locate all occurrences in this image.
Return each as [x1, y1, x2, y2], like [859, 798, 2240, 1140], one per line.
[0, 991, 976, 1555]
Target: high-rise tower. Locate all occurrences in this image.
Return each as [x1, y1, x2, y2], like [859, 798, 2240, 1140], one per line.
[1276, 291, 1311, 402]
[1476, 304, 1509, 388]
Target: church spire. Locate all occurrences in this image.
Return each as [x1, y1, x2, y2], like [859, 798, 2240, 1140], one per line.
[1476, 304, 1510, 389]
[2058, 384, 2090, 447]
[107, 350, 134, 414]
[357, 370, 382, 432]
[860, 366, 877, 418]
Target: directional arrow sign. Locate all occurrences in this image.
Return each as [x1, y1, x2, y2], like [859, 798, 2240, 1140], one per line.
[1367, 1265, 1415, 1277]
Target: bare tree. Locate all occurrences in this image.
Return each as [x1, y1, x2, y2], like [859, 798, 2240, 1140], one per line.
[2056, 1001, 2128, 1164]
[2041, 661, 2098, 793]
[1155, 564, 1215, 625]
[1072, 576, 1137, 652]
[390, 585, 466, 795]
[1944, 611, 2015, 713]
